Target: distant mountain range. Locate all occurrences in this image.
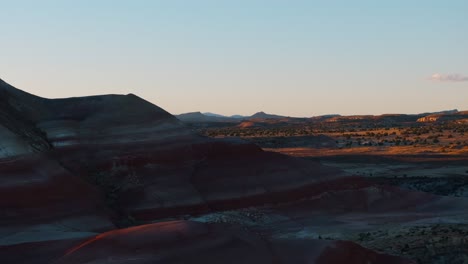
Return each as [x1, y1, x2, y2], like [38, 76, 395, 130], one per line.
[250, 111, 286, 119]
[176, 109, 467, 124]
[176, 112, 236, 123]
[177, 111, 288, 123]
[203, 112, 247, 119]
[418, 109, 459, 116]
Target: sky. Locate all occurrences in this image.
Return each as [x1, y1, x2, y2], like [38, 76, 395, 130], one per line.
[1, 0, 467, 117]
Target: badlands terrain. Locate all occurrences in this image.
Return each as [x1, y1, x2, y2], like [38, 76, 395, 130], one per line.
[0, 78, 467, 263]
[180, 111, 468, 263]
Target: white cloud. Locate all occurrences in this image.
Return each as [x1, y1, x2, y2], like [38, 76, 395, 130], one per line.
[429, 73, 468, 82]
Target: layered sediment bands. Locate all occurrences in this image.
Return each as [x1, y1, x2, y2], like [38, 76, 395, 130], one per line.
[0, 79, 452, 225]
[0, 79, 440, 263]
[11, 86, 345, 220]
[0, 154, 114, 246]
[1, 79, 349, 238]
[0, 124, 33, 158]
[55, 221, 414, 264]
[287, 184, 441, 213]
[315, 240, 414, 264]
[1, 79, 350, 222]
[0, 88, 50, 154]
[0, 237, 91, 264]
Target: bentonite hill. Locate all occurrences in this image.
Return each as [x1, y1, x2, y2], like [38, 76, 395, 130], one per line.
[2, 78, 468, 263]
[0, 81, 438, 263]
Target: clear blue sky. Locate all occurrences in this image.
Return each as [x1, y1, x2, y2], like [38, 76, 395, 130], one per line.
[1, 0, 467, 116]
